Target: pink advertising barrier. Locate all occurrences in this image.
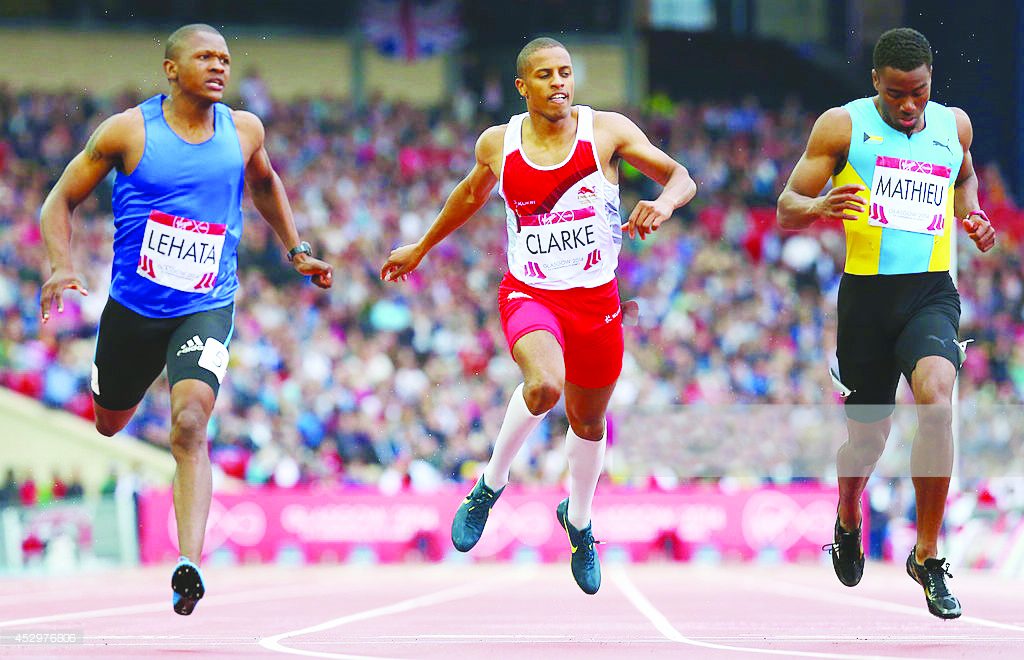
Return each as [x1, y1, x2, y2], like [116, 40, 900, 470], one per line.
[137, 485, 848, 565]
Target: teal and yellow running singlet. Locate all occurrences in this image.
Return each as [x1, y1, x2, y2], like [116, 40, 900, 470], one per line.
[833, 98, 963, 275]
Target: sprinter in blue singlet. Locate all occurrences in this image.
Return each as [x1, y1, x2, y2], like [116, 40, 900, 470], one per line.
[777, 28, 995, 619]
[39, 24, 334, 615]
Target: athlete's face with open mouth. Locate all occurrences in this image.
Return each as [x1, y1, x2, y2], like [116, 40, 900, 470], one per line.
[168, 32, 232, 103]
[516, 47, 574, 121]
[872, 64, 931, 134]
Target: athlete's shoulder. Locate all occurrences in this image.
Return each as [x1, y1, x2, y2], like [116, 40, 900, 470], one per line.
[817, 106, 853, 128]
[476, 124, 507, 160]
[230, 109, 265, 137]
[806, 107, 852, 150]
[90, 107, 143, 154]
[944, 105, 970, 125]
[592, 109, 639, 134]
[592, 110, 648, 152]
[103, 106, 144, 132]
[592, 109, 631, 125]
[945, 106, 973, 148]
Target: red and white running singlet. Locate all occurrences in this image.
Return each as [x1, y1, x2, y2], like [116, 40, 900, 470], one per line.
[499, 106, 622, 290]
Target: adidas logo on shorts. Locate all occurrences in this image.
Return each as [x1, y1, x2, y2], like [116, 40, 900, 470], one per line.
[176, 335, 205, 357]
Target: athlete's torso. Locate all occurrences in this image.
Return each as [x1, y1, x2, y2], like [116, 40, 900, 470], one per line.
[499, 106, 621, 290]
[833, 98, 963, 276]
[110, 94, 245, 318]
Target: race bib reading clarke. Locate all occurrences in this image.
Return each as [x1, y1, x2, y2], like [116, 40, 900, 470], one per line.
[868, 156, 952, 236]
[515, 207, 603, 280]
[137, 210, 225, 293]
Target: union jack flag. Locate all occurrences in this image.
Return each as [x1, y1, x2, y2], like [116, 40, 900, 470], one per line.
[362, 0, 462, 61]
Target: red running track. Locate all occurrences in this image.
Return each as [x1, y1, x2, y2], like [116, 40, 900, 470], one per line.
[0, 561, 1022, 658]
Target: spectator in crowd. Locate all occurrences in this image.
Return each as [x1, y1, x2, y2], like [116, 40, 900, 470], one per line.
[0, 468, 16, 507]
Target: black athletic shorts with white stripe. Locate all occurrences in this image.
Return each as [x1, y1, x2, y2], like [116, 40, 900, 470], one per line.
[91, 297, 234, 411]
[835, 271, 961, 424]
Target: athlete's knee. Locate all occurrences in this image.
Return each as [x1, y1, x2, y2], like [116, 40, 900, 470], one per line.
[94, 418, 122, 437]
[170, 404, 211, 455]
[913, 380, 953, 427]
[914, 378, 953, 406]
[846, 434, 886, 464]
[844, 419, 889, 464]
[94, 408, 130, 437]
[522, 378, 562, 415]
[568, 419, 606, 441]
[912, 357, 955, 403]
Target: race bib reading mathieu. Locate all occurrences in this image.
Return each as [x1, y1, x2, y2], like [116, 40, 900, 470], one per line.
[137, 210, 225, 293]
[868, 156, 952, 235]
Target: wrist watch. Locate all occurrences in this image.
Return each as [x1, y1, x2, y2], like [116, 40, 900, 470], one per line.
[287, 241, 312, 262]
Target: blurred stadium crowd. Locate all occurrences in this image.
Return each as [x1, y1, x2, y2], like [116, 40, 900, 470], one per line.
[1, 79, 1022, 495]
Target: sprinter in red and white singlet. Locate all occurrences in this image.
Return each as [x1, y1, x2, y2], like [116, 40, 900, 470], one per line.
[381, 37, 695, 594]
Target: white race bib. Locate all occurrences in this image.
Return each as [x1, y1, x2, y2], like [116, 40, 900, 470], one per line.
[868, 156, 952, 235]
[515, 207, 604, 280]
[137, 210, 225, 293]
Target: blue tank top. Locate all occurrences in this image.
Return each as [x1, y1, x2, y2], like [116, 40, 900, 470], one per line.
[110, 94, 244, 318]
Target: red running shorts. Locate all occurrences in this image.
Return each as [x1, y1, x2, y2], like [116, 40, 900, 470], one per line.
[498, 272, 624, 389]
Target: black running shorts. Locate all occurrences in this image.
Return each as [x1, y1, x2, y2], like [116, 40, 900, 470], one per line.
[835, 271, 961, 423]
[91, 297, 234, 411]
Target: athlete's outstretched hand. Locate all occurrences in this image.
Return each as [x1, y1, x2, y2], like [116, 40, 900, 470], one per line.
[621, 199, 673, 240]
[812, 183, 866, 221]
[293, 255, 334, 289]
[380, 243, 424, 282]
[40, 268, 88, 323]
[963, 211, 996, 253]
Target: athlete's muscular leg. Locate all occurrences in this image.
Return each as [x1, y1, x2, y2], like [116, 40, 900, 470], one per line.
[564, 381, 616, 440]
[837, 417, 890, 531]
[169, 379, 216, 562]
[561, 380, 616, 527]
[93, 403, 140, 437]
[909, 355, 956, 562]
[513, 330, 566, 415]
[480, 330, 565, 490]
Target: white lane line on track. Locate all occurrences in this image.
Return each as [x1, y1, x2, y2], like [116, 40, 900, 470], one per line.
[609, 566, 913, 660]
[0, 580, 352, 628]
[752, 579, 1024, 634]
[71, 634, 1024, 647]
[259, 568, 533, 660]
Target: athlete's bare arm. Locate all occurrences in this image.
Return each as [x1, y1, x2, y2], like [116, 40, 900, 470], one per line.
[777, 107, 865, 230]
[39, 111, 139, 321]
[597, 112, 696, 240]
[950, 107, 995, 252]
[381, 125, 504, 281]
[234, 110, 333, 288]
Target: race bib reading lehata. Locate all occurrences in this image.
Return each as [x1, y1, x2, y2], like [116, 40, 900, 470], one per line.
[137, 210, 225, 293]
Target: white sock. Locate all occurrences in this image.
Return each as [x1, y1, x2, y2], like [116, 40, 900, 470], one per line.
[566, 426, 606, 529]
[482, 383, 547, 490]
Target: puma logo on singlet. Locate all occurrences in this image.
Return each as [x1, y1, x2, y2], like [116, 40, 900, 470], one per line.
[932, 139, 953, 156]
[176, 335, 206, 356]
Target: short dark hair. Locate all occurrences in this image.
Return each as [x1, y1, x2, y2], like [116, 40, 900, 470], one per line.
[873, 27, 932, 72]
[165, 23, 223, 61]
[516, 37, 568, 78]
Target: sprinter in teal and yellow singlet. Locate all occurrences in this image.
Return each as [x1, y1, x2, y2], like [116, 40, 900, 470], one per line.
[39, 24, 334, 615]
[777, 28, 994, 620]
